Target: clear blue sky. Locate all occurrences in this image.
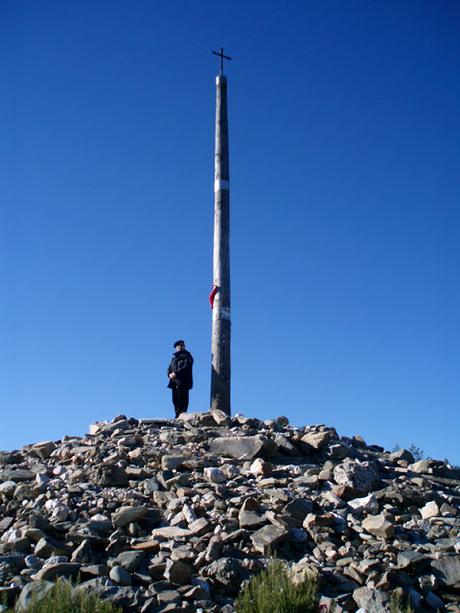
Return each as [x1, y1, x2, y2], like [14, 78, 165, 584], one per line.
[1, 1, 459, 464]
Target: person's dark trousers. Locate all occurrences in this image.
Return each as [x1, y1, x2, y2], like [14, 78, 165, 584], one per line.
[172, 387, 189, 418]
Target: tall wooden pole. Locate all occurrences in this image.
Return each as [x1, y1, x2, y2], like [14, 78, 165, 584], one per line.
[210, 71, 231, 415]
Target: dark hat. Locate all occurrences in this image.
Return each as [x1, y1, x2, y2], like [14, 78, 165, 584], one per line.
[174, 340, 185, 348]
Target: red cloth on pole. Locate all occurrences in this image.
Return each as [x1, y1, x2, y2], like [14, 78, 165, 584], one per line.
[209, 285, 218, 309]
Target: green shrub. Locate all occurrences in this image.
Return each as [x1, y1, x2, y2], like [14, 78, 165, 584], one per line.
[408, 444, 424, 462]
[389, 589, 415, 613]
[4, 580, 122, 613]
[235, 557, 319, 613]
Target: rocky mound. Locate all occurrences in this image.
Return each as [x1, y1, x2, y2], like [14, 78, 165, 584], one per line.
[0, 412, 459, 612]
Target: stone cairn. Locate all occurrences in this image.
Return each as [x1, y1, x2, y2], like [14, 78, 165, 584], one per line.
[0, 412, 459, 612]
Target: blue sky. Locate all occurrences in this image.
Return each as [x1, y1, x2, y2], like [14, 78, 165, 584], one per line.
[1, 1, 459, 463]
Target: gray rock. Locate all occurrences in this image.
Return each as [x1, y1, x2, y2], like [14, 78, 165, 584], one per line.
[274, 415, 289, 427]
[326, 442, 348, 460]
[161, 455, 186, 470]
[150, 526, 191, 539]
[210, 409, 232, 426]
[75, 584, 139, 609]
[71, 540, 95, 564]
[397, 550, 429, 570]
[97, 464, 128, 486]
[182, 503, 197, 524]
[88, 514, 112, 534]
[333, 460, 380, 494]
[204, 467, 226, 483]
[0, 516, 15, 531]
[112, 505, 148, 528]
[431, 555, 460, 587]
[34, 537, 70, 558]
[273, 433, 298, 456]
[144, 477, 161, 493]
[44, 555, 68, 565]
[0, 451, 23, 466]
[100, 418, 131, 433]
[409, 459, 430, 473]
[250, 524, 289, 554]
[361, 513, 394, 539]
[420, 500, 440, 519]
[164, 559, 192, 585]
[0, 469, 35, 482]
[35, 473, 50, 486]
[205, 537, 222, 561]
[31, 441, 56, 460]
[0, 482, 17, 497]
[0, 554, 26, 571]
[109, 565, 132, 586]
[16, 581, 53, 611]
[238, 497, 266, 529]
[390, 448, 415, 463]
[189, 517, 212, 535]
[176, 411, 214, 425]
[204, 557, 248, 594]
[117, 435, 138, 448]
[249, 458, 272, 476]
[157, 589, 181, 605]
[34, 562, 81, 581]
[115, 550, 145, 572]
[301, 430, 333, 449]
[353, 586, 390, 612]
[348, 493, 379, 514]
[283, 498, 313, 521]
[24, 555, 42, 570]
[209, 435, 276, 459]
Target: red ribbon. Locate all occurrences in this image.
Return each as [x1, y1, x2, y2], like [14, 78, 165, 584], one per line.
[209, 285, 218, 309]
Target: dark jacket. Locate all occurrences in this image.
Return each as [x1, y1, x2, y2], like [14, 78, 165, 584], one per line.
[167, 350, 194, 390]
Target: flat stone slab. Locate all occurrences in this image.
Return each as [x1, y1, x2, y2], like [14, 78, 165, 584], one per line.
[131, 540, 161, 552]
[362, 513, 394, 539]
[177, 412, 218, 427]
[31, 441, 56, 459]
[34, 563, 81, 581]
[112, 505, 148, 528]
[0, 517, 15, 532]
[150, 527, 192, 539]
[333, 460, 379, 494]
[250, 524, 289, 554]
[301, 430, 333, 449]
[161, 455, 187, 470]
[209, 435, 276, 460]
[432, 555, 460, 587]
[0, 469, 35, 482]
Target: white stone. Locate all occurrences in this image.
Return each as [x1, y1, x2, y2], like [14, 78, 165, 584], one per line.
[0, 481, 16, 495]
[249, 458, 271, 476]
[348, 493, 379, 514]
[182, 504, 197, 524]
[35, 474, 50, 486]
[89, 423, 103, 435]
[420, 501, 440, 520]
[204, 467, 226, 483]
[151, 526, 191, 539]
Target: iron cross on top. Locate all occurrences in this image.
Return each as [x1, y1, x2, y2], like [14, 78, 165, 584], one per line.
[212, 47, 232, 75]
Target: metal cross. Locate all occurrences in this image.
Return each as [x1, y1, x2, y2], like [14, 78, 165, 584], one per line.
[212, 47, 232, 75]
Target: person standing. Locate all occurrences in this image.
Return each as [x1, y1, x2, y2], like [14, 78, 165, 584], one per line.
[167, 340, 194, 418]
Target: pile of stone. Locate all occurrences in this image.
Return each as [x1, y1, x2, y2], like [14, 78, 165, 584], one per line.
[0, 411, 459, 612]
